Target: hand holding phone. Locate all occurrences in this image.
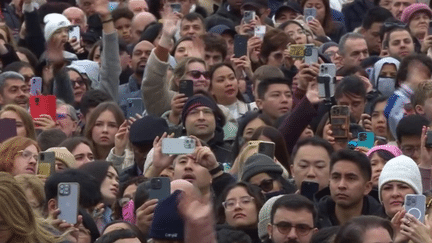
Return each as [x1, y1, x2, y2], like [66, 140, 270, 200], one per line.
[179, 80, 194, 98]
[234, 35, 248, 58]
[69, 25, 80, 41]
[330, 105, 350, 142]
[301, 181, 319, 201]
[243, 11, 256, 24]
[145, 177, 171, 201]
[170, 3, 181, 13]
[30, 77, 42, 96]
[404, 194, 426, 223]
[258, 141, 275, 158]
[58, 182, 80, 224]
[37, 152, 56, 176]
[162, 137, 196, 154]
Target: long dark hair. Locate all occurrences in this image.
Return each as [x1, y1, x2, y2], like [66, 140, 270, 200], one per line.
[209, 63, 246, 103]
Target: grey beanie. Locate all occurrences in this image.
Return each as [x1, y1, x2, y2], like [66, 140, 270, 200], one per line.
[241, 154, 283, 182]
[258, 195, 284, 240]
[318, 41, 338, 55]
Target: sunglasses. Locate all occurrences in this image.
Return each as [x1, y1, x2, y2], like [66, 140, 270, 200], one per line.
[71, 79, 87, 87]
[257, 178, 274, 192]
[187, 70, 210, 80]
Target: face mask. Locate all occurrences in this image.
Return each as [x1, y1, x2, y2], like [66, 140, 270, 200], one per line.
[376, 77, 396, 97]
[122, 199, 136, 225]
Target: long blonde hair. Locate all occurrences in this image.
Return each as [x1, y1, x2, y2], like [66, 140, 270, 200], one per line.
[0, 172, 61, 243]
[14, 174, 45, 215]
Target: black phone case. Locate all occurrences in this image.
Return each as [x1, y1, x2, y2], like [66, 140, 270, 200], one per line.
[179, 80, 194, 98]
[234, 35, 248, 58]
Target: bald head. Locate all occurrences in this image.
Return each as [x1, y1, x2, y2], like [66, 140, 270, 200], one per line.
[128, 0, 149, 15]
[63, 7, 87, 32]
[131, 12, 157, 44]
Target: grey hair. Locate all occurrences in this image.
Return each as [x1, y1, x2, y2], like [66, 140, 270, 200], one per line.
[338, 32, 366, 56]
[56, 99, 78, 121]
[0, 71, 25, 93]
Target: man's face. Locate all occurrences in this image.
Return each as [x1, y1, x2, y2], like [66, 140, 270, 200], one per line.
[114, 17, 132, 44]
[221, 34, 234, 62]
[391, 0, 415, 19]
[336, 93, 366, 123]
[275, 9, 299, 24]
[292, 145, 331, 191]
[0, 78, 29, 109]
[78, 0, 95, 16]
[173, 154, 212, 192]
[204, 51, 223, 69]
[130, 13, 157, 44]
[180, 19, 205, 38]
[399, 135, 422, 163]
[362, 22, 383, 55]
[341, 38, 369, 68]
[184, 106, 216, 140]
[19, 67, 34, 86]
[130, 41, 154, 76]
[268, 208, 316, 243]
[330, 160, 372, 208]
[56, 105, 77, 137]
[387, 30, 415, 60]
[256, 83, 292, 121]
[63, 7, 87, 32]
[128, 0, 149, 15]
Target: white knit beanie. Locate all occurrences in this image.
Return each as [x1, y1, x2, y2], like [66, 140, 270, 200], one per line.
[378, 155, 422, 202]
[258, 195, 284, 241]
[44, 13, 71, 41]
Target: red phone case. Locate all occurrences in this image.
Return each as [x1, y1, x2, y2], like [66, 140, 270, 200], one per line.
[29, 95, 57, 122]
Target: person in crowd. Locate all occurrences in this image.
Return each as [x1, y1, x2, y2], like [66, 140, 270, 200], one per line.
[333, 216, 394, 243]
[334, 75, 367, 123]
[216, 182, 265, 242]
[202, 33, 227, 69]
[391, 0, 416, 19]
[130, 12, 157, 45]
[372, 57, 400, 97]
[0, 136, 39, 176]
[2, 61, 35, 85]
[111, 176, 147, 221]
[112, 8, 134, 45]
[14, 174, 46, 215]
[360, 7, 394, 56]
[338, 33, 369, 69]
[366, 145, 402, 188]
[369, 96, 392, 140]
[96, 229, 142, 243]
[84, 102, 125, 160]
[412, 80, 432, 122]
[396, 114, 430, 163]
[278, 20, 310, 45]
[59, 136, 95, 166]
[383, 27, 416, 60]
[45, 147, 77, 172]
[180, 13, 207, 38]
[0, 104, 36, 140]
[63, 7, 88, 33]
[128, 0, 149, 15]
[56, 99, 79, 137]
[401, 3, 432, 44]
[273, 2, 303, 26]
[0, 71, 29, 109]
[37, 129, 68, 151]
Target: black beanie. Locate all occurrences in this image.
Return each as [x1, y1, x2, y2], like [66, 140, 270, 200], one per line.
[241, 154, 283, 182]
[181, 96, 218, 125]
[129, 115, 169, 146]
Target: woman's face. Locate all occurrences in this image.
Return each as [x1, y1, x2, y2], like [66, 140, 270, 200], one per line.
[211, 65, 239, 105]
[379, 64, 397, 78]
[371, 101, 388, 138]
[243, 118, 266, 142]
[68, 70, 87, 104]
[182, 61, 210, 92]
[12, 144, 38, 176]
[266, 47, 285, 67]
[91, 110, 119, 147]
[100, 166, 119, 205]
[92, 46, 101, 67]
[381, 181, 415, 218]
[284, 23, 307, 44]
[72, 143, 95, 167]
[370, 152, 388, 187]
[0, 111, 27, 137]
[248, 172, 282, 194]
[304, 0, 326, 24]
[174, 40, 194, 62]
[224, 186, 258, 228]
[51, 27, 69, 45]
[409, 12, 430, 38]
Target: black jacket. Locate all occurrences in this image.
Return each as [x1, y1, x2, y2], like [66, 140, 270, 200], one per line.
[119, 164, 140, 183]
[316, 195, 385, 228]
[207, 126, 234, 164]
[342, 0, 375, 32]
[206, 2, 242, 26]
[327, 21, 347, 43]
[216, 224, 260, 243]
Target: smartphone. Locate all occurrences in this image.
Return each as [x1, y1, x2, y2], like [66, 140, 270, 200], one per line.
[426, 131, 432, 148]
[0, 118, 17, 143]
[254, 25, 266, 40]
[162, 137, 196, 154]
[243, 10, 255, 24]
[170, 3, 181, 13]
[179, 80, 194, 98]
[145, 177, 171, 201]
[69, 25, 80, 41]
[30, 77, 42, 96]
[405, 194, 426, 223]
[304, 8, 317, 23]
[37, 151, 56, 176]
[57, 182, 80, 224]
[318, 63, 336, 98]
[429, 21, 432, 35]
[304, 45, 318, 64]
[289, 44, 305, 58]
[234, 35, 248, 58]
[301, 181, 319, 201]
[247, 140, 260, 147]
[331, 105, 350, 142]
[29, 95, 57, 122]
[258, 141, 275, 158]
[126, 98, 144, 119]
[108, 1, 119, 11]
[357, 132, 375, 149]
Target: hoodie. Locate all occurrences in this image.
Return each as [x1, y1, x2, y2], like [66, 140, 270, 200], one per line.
[384, 84, 414, 139]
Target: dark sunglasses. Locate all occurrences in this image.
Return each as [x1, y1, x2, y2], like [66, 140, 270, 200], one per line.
[258, 178, 274, 192]
[71, 79, 87, 87]
[187, 70, 210, 79]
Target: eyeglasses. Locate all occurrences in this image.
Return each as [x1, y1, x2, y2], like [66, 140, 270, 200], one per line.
[401, 145, 421, 156]
[273, 222, 314, 236]
[187, 70, 210, 80]
[256, 178, 274, 192]
[118, 197, 133, 207]
[71, 79, 87, 87]
[17, 150, 38, 161]
[222, 196, 254, 211]
[56, 113, 72, 120]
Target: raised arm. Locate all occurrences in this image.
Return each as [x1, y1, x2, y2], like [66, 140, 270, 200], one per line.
[22, 0, 45, 59]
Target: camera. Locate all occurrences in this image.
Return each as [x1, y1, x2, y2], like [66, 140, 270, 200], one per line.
[358, 133, 367, 141]
[59, 184, 70, 196]
[151, 178, 163, 190]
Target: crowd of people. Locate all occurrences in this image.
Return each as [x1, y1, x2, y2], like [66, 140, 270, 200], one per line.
[3, 0, 432, 242]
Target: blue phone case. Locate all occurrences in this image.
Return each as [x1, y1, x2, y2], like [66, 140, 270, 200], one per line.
[357, 132, 374, 149]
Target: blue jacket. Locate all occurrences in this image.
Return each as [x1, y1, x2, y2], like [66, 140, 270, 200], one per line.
[384, 84, 414, 139]
[118, 75, 145, 117]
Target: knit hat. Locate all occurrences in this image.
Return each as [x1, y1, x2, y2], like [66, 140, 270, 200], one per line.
[258, 195, 284, 240]
[181, 96, 219, 125]
[44, 13, 71, 41]
[366, 145, 403, 157]
[401, 3, 432, 24]
[149, 190, 184, 240]
[46, 147, 77, 168]
[241, 154, 283, 182]
[318, 41, 338, 55]
[129, 116, 169, 146]
[68, 60, 100, 89]
[378, 155, 422, 202]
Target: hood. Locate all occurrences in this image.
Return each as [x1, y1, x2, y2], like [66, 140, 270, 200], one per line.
[372, 57, 400, 87]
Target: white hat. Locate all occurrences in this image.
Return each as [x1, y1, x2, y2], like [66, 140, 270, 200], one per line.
[68, 60, 100, 89]
[44, 13, 71, 41]
[258, 195, 284, 240]
[378, 155, 422, 202]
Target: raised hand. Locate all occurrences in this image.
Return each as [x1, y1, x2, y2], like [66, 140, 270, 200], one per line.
[169, 93, 188, 124]
[135, 199, 158, 235]
[419, 125, 432, 169]
[94, 0, 110, 17]
[34, 114, 56, 130]
[114, 120, 129, 156]
[152, 132, 176, 171]
[400, 213, 432, 243]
